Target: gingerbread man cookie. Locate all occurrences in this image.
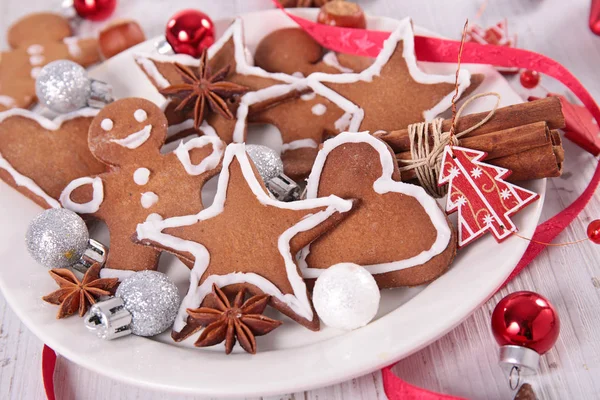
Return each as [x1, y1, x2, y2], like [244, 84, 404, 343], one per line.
[60, 98, 224, 275]
[0, 12, 100, 111]
[299, 132, 457, 288]
[0, 108, 106, 209]
[135, 142, 355, 333]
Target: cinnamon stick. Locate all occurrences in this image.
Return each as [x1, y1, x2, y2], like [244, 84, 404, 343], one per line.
[397, 124, 563, 183]
[378, 97, 565, 153]
[492, 129, 563, 181]
[396, 121, 551, 163]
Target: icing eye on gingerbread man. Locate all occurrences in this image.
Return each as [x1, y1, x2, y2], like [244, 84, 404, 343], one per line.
[89, 99, 167, 166]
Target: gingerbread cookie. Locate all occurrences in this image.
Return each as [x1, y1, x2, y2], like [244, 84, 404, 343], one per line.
[254, 28, 372, 77]
[134, 18, 302, 144]
[251, 27, 373, 180]
[0, 12, 100, 111]
[302, 17, 480, 133]
[60, 98, 224, 275]
[135, 142, 355, 333]
[0, 108, 106, 209]
[299, 132, 457, 288]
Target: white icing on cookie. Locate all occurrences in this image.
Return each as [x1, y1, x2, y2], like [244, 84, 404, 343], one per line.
[109, 125, 152, 149]
[29, 55, 44, 66]
[300, 92, 316, 101]
[281, 139, 318, 152]
[145, 213, 163, 222]
[311, 103, 327, 116]
[140, 192, 159, 208]
[134, 18, 301, 91]
[136, 143, 353, 331]
[0, 153, 61, 208]
[30, 67, 42, 79]
[0, 96, 16, 108]
[175, 135, 224, 176]
[322, 52, 353, 73]
[306, 17, 471, 123]
[167, 119, 195, 137]
[134, 109, 147, 122]
[100, 118, 113, 131]
[63, 37, 82, 58]
[26, 44, 43, 55]
[299, 132, 452, 278]
[0, 108, 100, 209]
[99, 268, 135, 281]
[133, 167, 150, 185]
[334, 112, 353, 132]
[60, 176, 104, 214]
[292, 72, 304, 78]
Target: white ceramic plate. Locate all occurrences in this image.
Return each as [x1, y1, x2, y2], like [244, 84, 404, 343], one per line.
[0, 9, 545, 398]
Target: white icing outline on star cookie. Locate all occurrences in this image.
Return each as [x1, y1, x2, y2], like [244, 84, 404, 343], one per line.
[298, 132, 452, 278]
[0, 108, 100, 209]
[134, 18, 300, 89]
[174, 135, 224, 176]
[136, 143, 353, 331]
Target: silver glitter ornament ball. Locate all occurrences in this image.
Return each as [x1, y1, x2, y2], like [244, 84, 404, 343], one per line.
[36, 60, 91, 113]
[25, 208, 89, 269]
[116, 271, 181, 337]
[313, 263, 380, 331]
[246, 144, 284, 182]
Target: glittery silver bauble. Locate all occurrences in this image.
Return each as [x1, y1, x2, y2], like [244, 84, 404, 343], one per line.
[25, 208, 89, 269]
[116, 271, 181, 337]
[36, 60, 91, 113]
[313, 263, 380, 330]
[246, 144, 284, 182]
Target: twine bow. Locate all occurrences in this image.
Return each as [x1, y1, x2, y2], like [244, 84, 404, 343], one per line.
[398, 92, 501, 198]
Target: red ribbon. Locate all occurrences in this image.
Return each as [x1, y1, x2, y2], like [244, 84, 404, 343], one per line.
[42, 345, 56, 400]
[41, 5, 600, 399]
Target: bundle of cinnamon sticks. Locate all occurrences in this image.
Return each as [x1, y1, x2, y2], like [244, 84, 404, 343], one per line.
[375, 97, 565, 183]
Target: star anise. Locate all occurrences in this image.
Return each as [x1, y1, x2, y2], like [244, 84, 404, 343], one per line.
[186, 284, 282, 354]
[42, 263, 119, 319]
[159, 50, 248, 130]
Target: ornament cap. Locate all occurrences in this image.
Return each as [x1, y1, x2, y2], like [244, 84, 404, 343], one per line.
[266, 174, 301, 201]
[88, 80, 114, 108]
[72, 239, 108, 273]
[499, 344, 540, 373]
[84, 296, 132, 340]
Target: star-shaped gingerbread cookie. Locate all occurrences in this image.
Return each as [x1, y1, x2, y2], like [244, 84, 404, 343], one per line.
[134, 18, 302, 144]
[304, 17, 479, 132]
[135, 142, 354, 334]
[60, 98, 224, 276]
[299, 132, 457, 288]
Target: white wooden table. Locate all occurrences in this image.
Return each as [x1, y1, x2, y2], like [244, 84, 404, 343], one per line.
[1, 0, 599, 399]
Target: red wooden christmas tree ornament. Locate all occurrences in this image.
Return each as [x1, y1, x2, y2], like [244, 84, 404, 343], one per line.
[438, 146, 539, 247]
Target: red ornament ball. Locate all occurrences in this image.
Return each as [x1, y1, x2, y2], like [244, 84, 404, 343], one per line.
[165, 9, 215, 58]
[73, 0, 117, 22]
[491, 291, 560, 355]
[587, 219, 600, 244]
[520, 70, 541, 89]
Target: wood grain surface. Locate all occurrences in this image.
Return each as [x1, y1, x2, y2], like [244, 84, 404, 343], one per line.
[1, 0, 599, 399]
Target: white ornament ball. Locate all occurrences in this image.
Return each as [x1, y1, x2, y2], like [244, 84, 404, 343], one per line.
[313, 263, 380, 330]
